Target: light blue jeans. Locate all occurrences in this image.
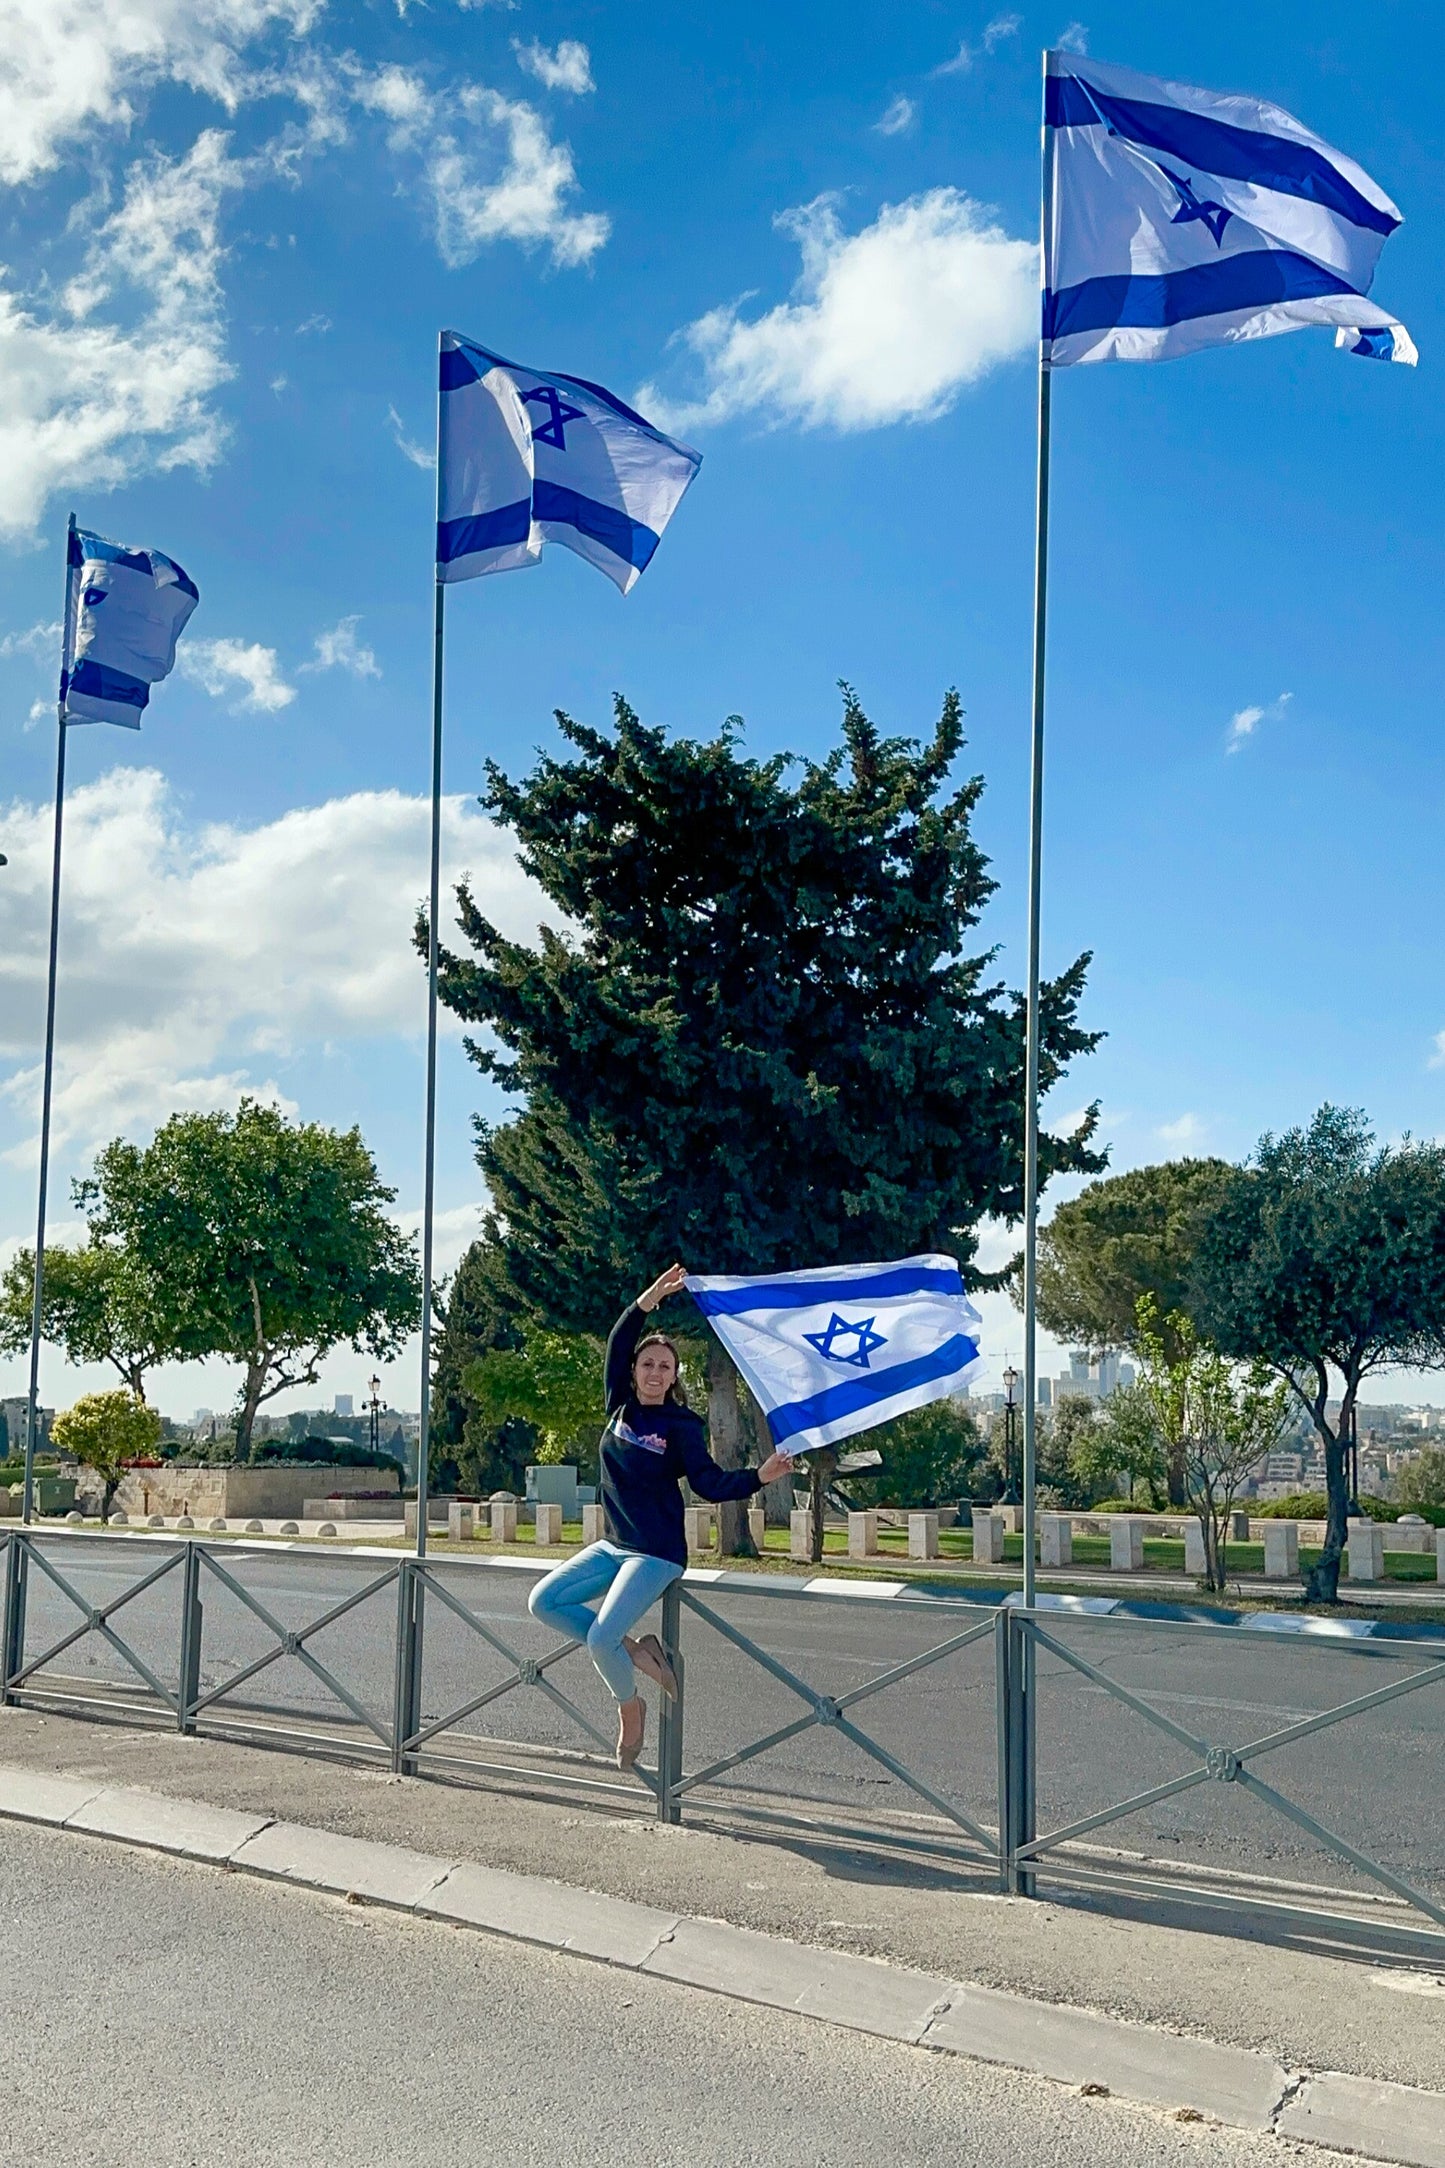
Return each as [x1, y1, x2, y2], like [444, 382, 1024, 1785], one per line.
[528, 1542, 683, 1702]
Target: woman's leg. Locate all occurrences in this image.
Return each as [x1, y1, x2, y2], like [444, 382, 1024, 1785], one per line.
[527, 1543, 621, 1647]
[584, 1553, 683, 1702]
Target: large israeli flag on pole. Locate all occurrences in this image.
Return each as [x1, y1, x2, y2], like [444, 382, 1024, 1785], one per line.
[62, 527, 199, 729]
[686, 1256, 984, 1456]
[437, 330, 702, 594]
[1045, 52, 1416, 368]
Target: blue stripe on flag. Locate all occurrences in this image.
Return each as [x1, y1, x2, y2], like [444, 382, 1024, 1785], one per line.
[766, 1334, 980, 1448]
[440, 345, 483, 391]
[533, 481, 659, 572]
[1045, 76, 1397, 238]
[1045, 247, 1357, 340]
[436, 504, 534, 564]
[443, 333, 680, 438]
[66, 659, 150, 710]
[691, 1264, 964, 1318]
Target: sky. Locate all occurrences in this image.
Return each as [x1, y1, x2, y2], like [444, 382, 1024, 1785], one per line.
[1, 0, 1442, 1427]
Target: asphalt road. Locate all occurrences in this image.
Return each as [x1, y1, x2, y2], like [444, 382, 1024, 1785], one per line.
[14, 1535, 1445, 1908]
[0, 1818, 1386, 2168]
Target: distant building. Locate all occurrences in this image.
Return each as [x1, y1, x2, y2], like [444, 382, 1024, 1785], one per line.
[1, 1398, 52, 1453]
[334, 1393, 354, 1417]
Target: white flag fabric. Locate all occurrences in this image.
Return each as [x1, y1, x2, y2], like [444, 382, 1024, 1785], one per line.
[62, 527, 199, 729]
[437, 330, 702, 594]
[685, 1255, 984, 1456]
[1045, 52, 1416, 368]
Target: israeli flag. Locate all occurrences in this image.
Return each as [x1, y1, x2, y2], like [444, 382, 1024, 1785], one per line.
[685, 1255, 984, 1457]
[1045, 52, 1416, 368]
[437, 330, 702, 595]
[62, 527, 199, 730]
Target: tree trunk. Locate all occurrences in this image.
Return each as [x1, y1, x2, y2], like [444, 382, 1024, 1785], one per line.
[810, 1456, 826, 1565]
[1166, 1440, 1186, 1509]
[235, 1362, 267, 1463]
[707, 1341, 757, 1558]
[745, 1396, 793, 1525]
[1303, 1427, 1349, 1604]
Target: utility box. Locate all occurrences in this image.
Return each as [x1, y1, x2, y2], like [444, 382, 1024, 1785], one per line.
[526, 1465, 579, 1523]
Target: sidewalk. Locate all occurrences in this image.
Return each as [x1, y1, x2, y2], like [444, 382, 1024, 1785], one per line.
[1, 1704, 1442, 2165]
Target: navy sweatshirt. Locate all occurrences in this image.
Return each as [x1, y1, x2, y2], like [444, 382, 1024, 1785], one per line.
[599, 1302, 761, 1567]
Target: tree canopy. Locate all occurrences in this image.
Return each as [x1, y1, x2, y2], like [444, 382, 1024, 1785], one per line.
[1031, 1158, 1235, 1362]
[78, 1100, 421, 1460]
[51, 1389, 161, 1520]
[1191, 1105, 1445, 1600]
[432, 689, 1103, 1329]
[0, 1238, 178, 1401]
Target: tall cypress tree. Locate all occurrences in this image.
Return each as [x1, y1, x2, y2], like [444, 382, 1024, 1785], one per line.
[433, 689, 1103, 1545]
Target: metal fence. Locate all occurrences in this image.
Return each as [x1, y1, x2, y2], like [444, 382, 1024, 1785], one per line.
[4, 1526, 1444, 1942]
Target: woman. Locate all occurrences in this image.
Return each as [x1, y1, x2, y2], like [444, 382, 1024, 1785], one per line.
[529, 1263, 793, 1769]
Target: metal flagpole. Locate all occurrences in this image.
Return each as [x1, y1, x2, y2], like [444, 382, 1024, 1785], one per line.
[21, 512, 77, 1526]
[1020, 63, 1056, 1615]
[415, 339, 447, 1564]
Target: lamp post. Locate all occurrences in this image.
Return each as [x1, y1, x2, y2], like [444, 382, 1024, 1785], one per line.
[1002, 1364, 1020, 1506]
[367, 1373, 386, 1459]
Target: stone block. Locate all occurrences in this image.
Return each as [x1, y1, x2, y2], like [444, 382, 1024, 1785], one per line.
[996, 1503, 1023, 1535]
[847, 1510, 879, 1560]
[108, 1512, 127, 1527]
[317, 1522, 337, 1538]
[208, 1518, 227, 1533]
[1039, 1513, 1071, 1569]
[1183, 1523, 1207, 1575]
[244, 1519, 264, 1534]
[490, 1500, 518, 1543]
[1346, 1520, 1384, 1581]
[908, 1512, 940, 1561]
[278, 1520, 299, 1536]
[683, 1505, 713, 1551]
[971, 1509, 1004, 1566]
[146, 1514, 165, 1528]
[581, 1503, 607, 1544]
[1110, 1518, 1144, 1571]
[747, 1504, 766, 1551]
[1387, 1517, 1433, 1553]
[1264, 1521, 1299, 1578]
[534, 1502, 562, 1546]
[64, 1510, 83, 1525]
[446, 1501, 474, 1541]
[789, 1510, 814, 1562]
[1438, 1529, 1445, 1584]
[403, 1499, 448, 1535]
[175, 1516, 194, 1531]
[1229, 1510, 1251, 1542]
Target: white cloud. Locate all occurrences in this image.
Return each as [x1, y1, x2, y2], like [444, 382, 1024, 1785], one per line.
[179, 635, 296, 712]
[1226, 690, 1292, 754]
[0, 766, 550, 1161]
[295, 311, 332, 334]
[304, 615, 380, 679]
[388, 402, 435, 469]
[0, 128, 238, 542]
[1157, 1113, 1206, 1146]
[641, 190, 1036, 434]
[355, 65, 608, 269]
[0, 619, 59, 662]
[1057, 22, 1089, 54]
[514, 39, 594, 96]
[0, 0, 320, 185]
[934, 14, 1020, 77]
[874, 95, 916, 137]
[270, 372, 288, 393]
[1428, 1033, 1445, 1072]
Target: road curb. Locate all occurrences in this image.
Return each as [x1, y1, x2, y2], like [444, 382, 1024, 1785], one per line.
[1, 1761, 1441, 2165]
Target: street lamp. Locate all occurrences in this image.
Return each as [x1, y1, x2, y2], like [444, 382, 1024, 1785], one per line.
[1002, 1364, 1020, 1506]
[367, 1373, 386, 1458]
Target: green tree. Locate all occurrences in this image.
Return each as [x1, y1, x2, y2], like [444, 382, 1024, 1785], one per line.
[1066, 1380, 1167, 1506]
[79, 1100, 421, 1460]
[1394, 1447, 1445, 1516]
[1134, 1298, 1289, 1592]
[50, 1389, 161, 1522]
[0, 1240, 177, 1401]
[1191, 1107, 1445, 1602]
[844, 1399, 986, 1511]
[429, 1236, 533, 1494]
[462, 1330, 607, 1474]
[431, 690, 1102, 1551]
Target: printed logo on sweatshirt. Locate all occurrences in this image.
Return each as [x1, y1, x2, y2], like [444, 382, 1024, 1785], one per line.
[614, 1418, 668, 1456]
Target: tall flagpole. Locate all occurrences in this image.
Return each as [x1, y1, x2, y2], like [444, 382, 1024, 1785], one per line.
[1021, 59, 1056, 1614]
[415, 342, 447, 1562]
[22, 512, 77, 1526]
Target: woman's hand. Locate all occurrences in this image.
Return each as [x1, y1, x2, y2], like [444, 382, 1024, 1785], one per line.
[757, 1450, 795, 1485]
[638, 1262, 688, 1313]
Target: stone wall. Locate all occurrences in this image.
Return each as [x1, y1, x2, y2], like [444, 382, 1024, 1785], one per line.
[111, 1464, 398, 1519]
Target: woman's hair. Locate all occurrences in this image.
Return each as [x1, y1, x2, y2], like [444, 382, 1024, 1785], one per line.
[632, 1332, 688, 1408]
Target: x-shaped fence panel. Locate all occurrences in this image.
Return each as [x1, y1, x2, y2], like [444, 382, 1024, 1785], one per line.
[670, 1586, 1001, 1856]
[1014, 1613, 1445, 1933]
[402, 1563, 659, 1797]
[190, 1547, 401, 1750]
[2, 1531, 185, 1716]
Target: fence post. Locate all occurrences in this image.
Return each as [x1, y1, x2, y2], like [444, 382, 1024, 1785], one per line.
[994, 1606, 1010, 1890]
[1004, 1607, 1037, 1897]
[2, 1532, 27, 1705]
[177, 1541, 203, 1735]
[655, 1579, 684, 1826]
[392, 1561, 424, 1775]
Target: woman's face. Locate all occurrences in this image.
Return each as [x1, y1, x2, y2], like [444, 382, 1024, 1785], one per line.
[634, 1343, 678, 1406]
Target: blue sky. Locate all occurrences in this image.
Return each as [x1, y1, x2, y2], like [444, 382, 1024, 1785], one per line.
[1, 0, 1441, 1422]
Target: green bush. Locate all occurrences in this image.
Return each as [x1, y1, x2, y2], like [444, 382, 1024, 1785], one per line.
[247, 1435, 402, 1471]
[1250, 1491, 1409, 1524]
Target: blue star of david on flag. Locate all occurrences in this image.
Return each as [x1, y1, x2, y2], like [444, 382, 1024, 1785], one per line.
[522, 383, 586, 451]
[1161, 167, 1232, 247]
[801, 1313, 887, 1369]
